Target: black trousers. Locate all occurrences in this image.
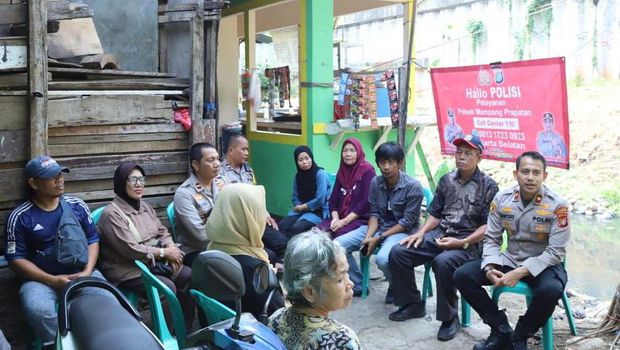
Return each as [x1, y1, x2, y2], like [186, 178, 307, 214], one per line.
[389, 228, 480, 321]
[183, 227, 288, 266]
[262, 226, 289, 264]
[278, 215, 315, 239]
[454, 259, 567, 331]
[220, 255, 285, 320]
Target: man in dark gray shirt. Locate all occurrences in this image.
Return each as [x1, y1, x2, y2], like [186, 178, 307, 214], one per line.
[388, 134, 499, 342]
[335, 142, 423, 302]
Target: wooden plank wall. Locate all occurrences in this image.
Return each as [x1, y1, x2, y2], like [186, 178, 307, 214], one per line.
[0, 94, 189, 250]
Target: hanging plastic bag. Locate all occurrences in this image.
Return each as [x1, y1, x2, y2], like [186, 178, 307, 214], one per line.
[173, 107, 192, 131]
[248, 70, 262, 113]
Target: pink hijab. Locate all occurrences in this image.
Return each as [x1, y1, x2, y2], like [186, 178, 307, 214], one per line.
[335, 138, 375, 215]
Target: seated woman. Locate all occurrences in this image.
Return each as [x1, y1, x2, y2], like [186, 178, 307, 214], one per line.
[269, 231, 360, 350]
[206, 183, 284, 318]
[316, 138, 375, 238]
[98, 162, 195, 328]
[278, 146, 331, 238]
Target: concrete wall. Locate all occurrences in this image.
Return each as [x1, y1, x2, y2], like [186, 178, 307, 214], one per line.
[415, 0, 620, 81]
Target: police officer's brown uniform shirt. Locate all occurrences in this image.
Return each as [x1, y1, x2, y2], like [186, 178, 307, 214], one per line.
[482, 184, 570, 277]
[173, 173, 227, 255]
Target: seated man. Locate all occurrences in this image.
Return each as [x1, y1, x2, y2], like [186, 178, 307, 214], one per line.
[219, 134, 288, 264]
[388, 134, 498, 341]
[174, 143, 227, 267]
[454, 151, 570, 350]
[335, 142, 423, 302]
[4, 156, 108, 345]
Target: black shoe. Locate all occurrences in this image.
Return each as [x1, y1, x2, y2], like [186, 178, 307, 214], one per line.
[472, 324, 514, 350]
[384, 289, 395, 304]
[511, 339, 527, 350]
[511, 318, 530, 350]
[388, 301, 426, 321]
[437, 317, 461, 341]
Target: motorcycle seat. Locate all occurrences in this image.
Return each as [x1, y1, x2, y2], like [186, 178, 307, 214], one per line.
[68, 294, 164, 350]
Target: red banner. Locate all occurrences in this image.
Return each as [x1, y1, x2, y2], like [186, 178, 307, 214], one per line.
[431, 57, 570, 169]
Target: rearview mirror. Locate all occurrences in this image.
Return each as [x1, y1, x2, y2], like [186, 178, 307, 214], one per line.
[192, 251, 245, 301]
[252, 261, 279, 295]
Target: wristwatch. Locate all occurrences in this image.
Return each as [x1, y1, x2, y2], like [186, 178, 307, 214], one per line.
[159, 248, 165, 259]
[462, 238, 469, 250]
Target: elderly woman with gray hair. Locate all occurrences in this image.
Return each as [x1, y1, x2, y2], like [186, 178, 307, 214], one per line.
[268, 231, 361, 350]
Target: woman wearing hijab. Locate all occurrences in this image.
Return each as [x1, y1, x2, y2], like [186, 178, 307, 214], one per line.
[278, 145, 331, 238]
[98, 161, 195, 328]
[206, 183, 284, 318]
[317, 138, 376, 238]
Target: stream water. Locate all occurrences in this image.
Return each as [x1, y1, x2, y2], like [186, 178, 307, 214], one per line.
[566, 215, 620, 301]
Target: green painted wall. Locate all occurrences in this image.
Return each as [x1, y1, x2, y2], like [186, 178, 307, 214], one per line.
[250, 129, 434, 217]
[249, 140, 297, 216]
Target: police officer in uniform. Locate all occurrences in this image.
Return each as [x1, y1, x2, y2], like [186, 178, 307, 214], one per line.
[174, 143, 227, 267]
[536, 112, 567, 160]
[454, 151, 570, 350]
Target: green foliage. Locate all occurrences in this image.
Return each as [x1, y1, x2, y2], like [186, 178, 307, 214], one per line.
[515, 0, 553, 60]
[602, 188, 620, 215]
[526, 0, 553, 38]
[467, 19, 485, 57]
[513, 32, 525, 60]
[570, 75, 584, 87]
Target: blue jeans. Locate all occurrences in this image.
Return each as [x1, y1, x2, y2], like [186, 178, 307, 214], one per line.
[335, 225, 408, 292]
[20, 269, 112, 343]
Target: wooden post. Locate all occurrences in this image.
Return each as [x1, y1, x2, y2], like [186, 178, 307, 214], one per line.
[243, 10, 256, 132]
[204, 20, 217, 120]
[189, 1, 205, 145]
[28, 0, 48, 157]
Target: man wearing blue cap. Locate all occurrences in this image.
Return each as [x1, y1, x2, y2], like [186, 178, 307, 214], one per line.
[4, 156, 107, 346]
[388, 134, 498, 341]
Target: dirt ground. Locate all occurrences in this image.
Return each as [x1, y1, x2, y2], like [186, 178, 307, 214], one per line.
[334, 257, 618, 350]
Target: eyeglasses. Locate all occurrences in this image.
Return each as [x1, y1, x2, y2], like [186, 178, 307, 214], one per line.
[127, 176, 147, 186]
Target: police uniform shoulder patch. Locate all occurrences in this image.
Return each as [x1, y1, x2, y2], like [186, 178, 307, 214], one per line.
[490, 202, 497, 214]
[554, 206, 569, 228]
[214, 177, 226, 190]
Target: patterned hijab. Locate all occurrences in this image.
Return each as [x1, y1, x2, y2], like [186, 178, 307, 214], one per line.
[335, 138, 375, 215]
[206, 183, 269, 263]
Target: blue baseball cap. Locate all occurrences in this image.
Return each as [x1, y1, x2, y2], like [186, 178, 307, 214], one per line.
[25, 156, 70, 179]
[453, 134, 484, 153]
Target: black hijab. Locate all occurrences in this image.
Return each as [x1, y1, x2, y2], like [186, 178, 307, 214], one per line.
[294, 146, 321, 204]
[113, 161, 145, 210]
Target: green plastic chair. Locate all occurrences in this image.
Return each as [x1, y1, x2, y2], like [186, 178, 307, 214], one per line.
[189, 289, 235, 328]
[490, 260, 577, 350]
[166, 202, 177, 242]
[134, 260, 186, 350]
[90, 206, 105, 224]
